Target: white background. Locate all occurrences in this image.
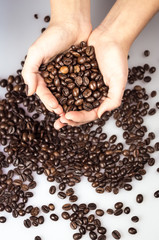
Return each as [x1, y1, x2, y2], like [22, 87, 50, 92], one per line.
[0, 1, 159, 240]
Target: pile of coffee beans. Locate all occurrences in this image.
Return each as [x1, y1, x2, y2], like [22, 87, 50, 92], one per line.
[61, 202, 107, 240]
[0, 44, 159, 240]
[39, 41, 108, 112]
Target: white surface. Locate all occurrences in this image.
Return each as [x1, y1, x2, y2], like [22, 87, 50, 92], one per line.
[0, 1, 159, 240]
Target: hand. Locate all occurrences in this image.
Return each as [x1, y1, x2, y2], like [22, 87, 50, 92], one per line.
[22, 0, 92, 116]
[55, 29, 128, 128]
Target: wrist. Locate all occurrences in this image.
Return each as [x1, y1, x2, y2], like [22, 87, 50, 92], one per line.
[50, 0, 91, 25]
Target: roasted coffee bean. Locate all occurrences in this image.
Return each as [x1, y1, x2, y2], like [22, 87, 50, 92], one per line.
[38, 216, 45, 224]
[69, 195, 78, 202]
[151, 90, 157, 97]
[35, 236, 42, 240]
[97, 227, 107, 234]
[24, 219, 31, 228]
[50, 213, 59, 221]
[57, 191, 66, 199]
[0, 216, 6, 223]
[156, 102, 159, 109]
[114, 209, 123, 216]
[144, 50, 150, 57]
[66, 188, 74, 196]
[149, 66, 156, 73]
[124, 207, 131, 214]
[44, 15, 50, 22]
[88, 203, 97, 210]
[62, 204, 72, 211]
[136, 194, 144, 203]
[49, 185, 56, 195]
[61, 211, 70, 220]
[95, 209, 104, 217]
[89, 231, 97, 240]
[34, 14, 38, 19]
[143, 76, 151, 83]
[131, 216, 139, 222]
[31, 207, 40, 216]
[41, 205, 50, 213]
[128, 227, 137, 234]
[70, 221, 77, 230]
[106, 208, 114, 215]
[112, 230, 121, 239]
[73, 233, 82, 240]
[154, 190, 159, 198]
[124, 184, 132, 191]
[114, 202, 123, 209]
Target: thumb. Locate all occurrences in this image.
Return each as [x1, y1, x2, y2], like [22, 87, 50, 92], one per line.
[22, 45, 42, 96]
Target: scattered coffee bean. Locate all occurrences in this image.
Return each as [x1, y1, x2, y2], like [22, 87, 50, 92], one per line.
[35, 236, 42, 240]
[50, 214, 59, 221]
[112, 230, 121, 239]
[154, 190, 159, 198]
[131, 216, 139, 222]
[128, 227, 137, 234]
[96, 209, 104, 217]
[136, 194, 144, 203]
[44, 15, 50, 22]
[144, 50, 150, 57]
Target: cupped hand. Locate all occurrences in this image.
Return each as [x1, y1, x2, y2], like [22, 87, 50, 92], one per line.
[22, 20, 92, 116]
[55, 29, 129, 129]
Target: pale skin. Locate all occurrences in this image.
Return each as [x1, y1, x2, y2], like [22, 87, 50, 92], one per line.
[22, 0, 159, 129]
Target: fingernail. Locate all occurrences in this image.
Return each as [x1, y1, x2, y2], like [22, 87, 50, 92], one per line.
[25, 84, 29, 96]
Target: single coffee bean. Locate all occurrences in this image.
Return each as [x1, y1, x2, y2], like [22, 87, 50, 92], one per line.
[95, 209, 104, 217]
[88, 203, 97, 210]
[23, 219, 31, 228]
[70, 221, 77, 230]
[106, 208, 114, 215]
[0, 216, 6, 223]
[50, 213, 59, 221]
[38, 216, 45, 224]
[61, 211, 70, 220]
[44, 15, 50, 22]
[57, 191, 66, 199]
[34, 14, 38, 19]
[154, 190, 159, 198]
[149, 66, 156, 73]
[144, 50, 150, 57]
[35, 236, 42, 240]
[41, 205, 50, 213]
[62, 204, 72, 211]
[136, 194, 144, 203]
[69, 195, 78, 202]
[131, 216, 139, 222]
[49, 186, 56, 194]
[124, 207, 131, 214]
[112, 230, 121, 239]
[150, 90, 157, 97]
[73, 233, 82, 240]
[114, 202, 123, 209]
[156, 102, 159, 109]
[48, 204, 55, 211]
[128, 227, 137, 234]
[114, 209, 123, 216]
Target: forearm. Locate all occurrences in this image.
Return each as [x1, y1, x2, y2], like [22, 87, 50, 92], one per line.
[98, 0, 159, 51]
[50, 0, 91, 23]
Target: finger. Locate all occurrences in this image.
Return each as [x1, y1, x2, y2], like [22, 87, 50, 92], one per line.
[35, 74, 63, 115]
[65, 108, 98, 123]
[59, 115, 85, 126]
[97, 79, 126, 118]
[22, 46, 43, 96]
[54, 118, 66, 130]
